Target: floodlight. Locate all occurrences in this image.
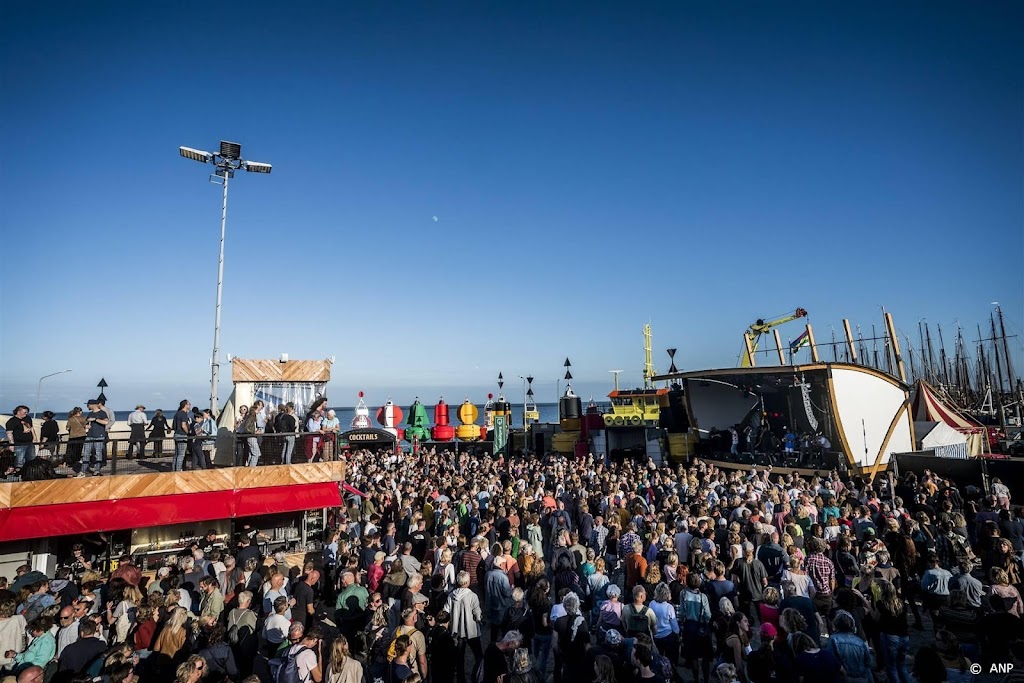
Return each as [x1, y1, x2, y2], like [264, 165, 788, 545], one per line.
[244, 161, 272, 174]
[179, 138, 272, 418]
[219, 141, 242, 160]
[179, 146, 212, 163]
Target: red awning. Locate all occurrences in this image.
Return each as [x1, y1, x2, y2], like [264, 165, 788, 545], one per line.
[235, 482, 342, 517]
[0, 482, 342, 542]
[342, 483, 366, 498]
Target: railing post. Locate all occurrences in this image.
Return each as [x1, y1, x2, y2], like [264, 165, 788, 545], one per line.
[110, 439, 118, 475]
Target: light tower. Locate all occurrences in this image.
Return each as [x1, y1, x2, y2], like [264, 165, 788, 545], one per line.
[179, 141, 272, 416]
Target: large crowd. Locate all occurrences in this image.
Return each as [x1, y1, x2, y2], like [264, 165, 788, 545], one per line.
[1, 443, 1023, 683]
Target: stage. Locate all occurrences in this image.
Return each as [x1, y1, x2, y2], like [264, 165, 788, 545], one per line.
[694, 454, 858, 479]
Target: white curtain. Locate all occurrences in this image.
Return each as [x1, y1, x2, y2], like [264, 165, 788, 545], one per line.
[253, 382, 327, 418]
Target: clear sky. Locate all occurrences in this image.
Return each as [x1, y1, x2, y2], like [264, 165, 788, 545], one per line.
[1, 1, 1022, 411]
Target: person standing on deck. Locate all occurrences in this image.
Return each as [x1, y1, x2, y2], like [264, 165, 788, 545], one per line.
[78, 400, 108, 476]
[4, 405, 34, 476]
[172, 399, 193, 471]
[279, 403, 298, 465]
[97, 396, 116, 469]
[306, 406, 324, 462]
[127, 405, 147, 459]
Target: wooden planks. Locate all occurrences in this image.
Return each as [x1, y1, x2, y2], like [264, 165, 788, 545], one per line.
[231, 359, 332, 383]
[3, 460, 346, 510]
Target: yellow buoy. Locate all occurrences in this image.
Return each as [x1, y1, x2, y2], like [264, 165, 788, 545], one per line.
[457, 400, 479, 425]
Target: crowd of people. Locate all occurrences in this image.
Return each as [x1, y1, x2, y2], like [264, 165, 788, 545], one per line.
[1, 444, 1023, 683]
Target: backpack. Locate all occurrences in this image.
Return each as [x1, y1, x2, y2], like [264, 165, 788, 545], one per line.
[626, 605, 652, 636]
[226, 610, 243, 646]
[386, 625, 417, 662]
[270, 645, 311, 683]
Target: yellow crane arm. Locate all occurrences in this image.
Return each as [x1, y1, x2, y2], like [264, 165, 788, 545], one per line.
[740, 307, 809, 367]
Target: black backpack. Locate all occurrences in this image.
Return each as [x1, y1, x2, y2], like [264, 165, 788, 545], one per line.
[626, 605, 652, 636]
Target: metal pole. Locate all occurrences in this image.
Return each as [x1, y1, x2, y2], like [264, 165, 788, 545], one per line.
[33, 370, 72, 419]
[211, 174, 229, 417]
[34, 379, 43, 421]
[523, 378, 527, 431]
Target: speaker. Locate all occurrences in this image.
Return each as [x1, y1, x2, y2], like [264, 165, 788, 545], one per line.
[534, 432, 545, 457]
[659, 389, 692, 432]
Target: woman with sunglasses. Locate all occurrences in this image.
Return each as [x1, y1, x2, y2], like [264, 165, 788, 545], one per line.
[175, 655, 207, 683]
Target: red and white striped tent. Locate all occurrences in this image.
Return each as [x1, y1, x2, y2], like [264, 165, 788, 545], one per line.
[910, 380, 987, 455]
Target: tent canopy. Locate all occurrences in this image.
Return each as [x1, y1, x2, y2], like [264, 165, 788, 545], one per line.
[915, 421, 968, 449]
[910, 380, 984, 430]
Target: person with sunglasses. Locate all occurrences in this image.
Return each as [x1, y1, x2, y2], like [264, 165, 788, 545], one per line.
[174, 655, 207, 683]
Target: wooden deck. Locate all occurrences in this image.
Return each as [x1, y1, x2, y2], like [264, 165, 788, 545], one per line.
[698, 457, 851, 479]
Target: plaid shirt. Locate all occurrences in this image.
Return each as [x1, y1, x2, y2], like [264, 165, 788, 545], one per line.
[935, 533, 957, 570]
[591, 524, 610, 555]
[804, 551, 836, 595]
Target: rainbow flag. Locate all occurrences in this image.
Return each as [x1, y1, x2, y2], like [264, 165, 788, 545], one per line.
[789, 330, 810, 354]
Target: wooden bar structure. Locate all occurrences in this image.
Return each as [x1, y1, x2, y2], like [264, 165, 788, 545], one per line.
[231, 359, 333, 383]
[0, 461, 345, 511]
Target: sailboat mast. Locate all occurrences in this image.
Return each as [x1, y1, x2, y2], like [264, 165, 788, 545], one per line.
[871, 324, 881, 369]
[991, 313, 1006, 394]
[937, 324, 950, 388]
[831, 327, 838, 362]
[998, 305, 1016, 389]
[977, 324, 991, 389]
[918, 321, 929, 382]
[905, 335, 918, 380]
[858, 326, 868, 366]
[925, 323, 938, 385]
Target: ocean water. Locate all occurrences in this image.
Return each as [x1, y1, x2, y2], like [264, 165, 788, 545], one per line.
[111, 402, 573, 427]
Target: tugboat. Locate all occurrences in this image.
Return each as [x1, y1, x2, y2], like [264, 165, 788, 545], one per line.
[599, 325, 668, 462]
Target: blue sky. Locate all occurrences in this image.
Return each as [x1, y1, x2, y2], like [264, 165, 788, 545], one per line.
[1, 1, 1021, 411]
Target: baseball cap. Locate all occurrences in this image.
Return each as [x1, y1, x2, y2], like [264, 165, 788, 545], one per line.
[412, 593, 429, 605]
[760, 622, 777, 638]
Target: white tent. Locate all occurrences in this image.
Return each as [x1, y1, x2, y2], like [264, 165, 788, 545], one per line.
[915, 421, 969, 459]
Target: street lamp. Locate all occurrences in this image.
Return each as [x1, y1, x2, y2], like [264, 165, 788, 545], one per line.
[34, 370, 72, 418]
[179, 140, 272, 417]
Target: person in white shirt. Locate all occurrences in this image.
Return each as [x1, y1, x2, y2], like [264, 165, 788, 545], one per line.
[127, 405, 148, 459]
[287, 626, 323, 683]
[55, 604, 86, 657]
[262, 596, 292, 657]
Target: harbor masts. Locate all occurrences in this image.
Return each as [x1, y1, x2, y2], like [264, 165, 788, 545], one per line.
[997, 305, 1016, 389]
[918, 321, 929, 382]
[978, 324, 994, 414]
[937, 324, 950, 388]
[925, 323, 937, 386]
[991, 313, 1007, 394]
[905, 335, 917, 380]
[872, 324, 881, 370]
[831, 327, 839, 362]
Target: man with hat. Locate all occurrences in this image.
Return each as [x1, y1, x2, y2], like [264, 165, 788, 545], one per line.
[127, 405, 148, 459]
[78, 400, 108, 476]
